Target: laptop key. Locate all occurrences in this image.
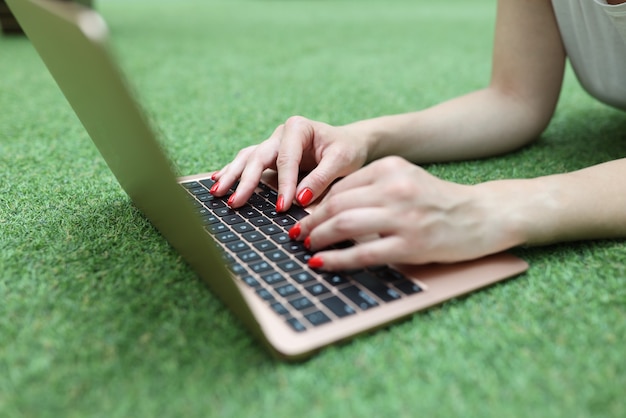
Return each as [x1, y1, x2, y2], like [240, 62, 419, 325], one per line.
[289, 296, 315, 311]
[198, 178, 215, 188]
[200, 214, 219, 225]
[216, 232, 238, 243]
[321, 296, 356, 318]
[256, 288, 274, 301]
[261, 272, 285, 285]
[222, 214, 245, 225]
[274, 283, 299, 298]
[305, 282, 330, 297]
[286, 318, 307, 332]
[227, 241, 249, 253]
[189, 187, 208, 195]
[249, 216, 272, 227]
[393, 280, 423, 296]
[295, 252, 313, 264]
[242, 276, 260, 288]
[242, 231, 264, 242]
[352, 271, 402, 302]
[322, 273, 349, 287]
[205, 200, 226, 210]
[277, 260, 300, 273]
[274, 215, 295, 228]
[305, 311, 331, 327]
[263, 209, 280, 218]
[271, 302, 290, 316]
[283, 241, 306, 254]
[181, 181, 201, 189]
[291, 271, 315, 284]
[238, 250, 261, 263]
[260, 224, 281, 235]
[239, 206, 262, 219]
[271, 233, 290, 244]
[340, 285, 379, 310]
[250, 261, 273, 274]
[253, 240, 276, 252]
[208, 223, 228, 234]
[287, 205, 309, 220]
[232, 222, 254, 234]
[266, 249, 289, 263]
[197, 193, 215, 202]
[215, 207, 236, 217]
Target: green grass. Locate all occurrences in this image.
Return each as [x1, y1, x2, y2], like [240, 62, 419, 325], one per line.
[1, 0, 625, 417]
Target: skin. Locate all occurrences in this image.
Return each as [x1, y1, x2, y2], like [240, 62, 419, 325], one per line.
[212, 0, 626, 271]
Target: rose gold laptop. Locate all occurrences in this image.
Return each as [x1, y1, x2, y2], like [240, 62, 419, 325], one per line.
[7, 0, 528, 361]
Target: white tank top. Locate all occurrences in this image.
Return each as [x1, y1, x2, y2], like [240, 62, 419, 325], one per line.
[551, 0, 626, 110]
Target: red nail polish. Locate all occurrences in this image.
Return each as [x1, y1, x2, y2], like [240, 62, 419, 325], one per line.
[211, 172, 218, 180]
[296, 188, 313, 206]
[227, 193, 237, 207]
[276, 194, 285, 212]
[304, 236, 311, 250]
[209, 182, 219, 194]
[308, 256, 324, 269]
[289, 223, 301, 240]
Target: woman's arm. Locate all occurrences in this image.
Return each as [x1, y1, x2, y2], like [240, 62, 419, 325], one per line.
[351, 0, 567, 163]
[483, 158, 626, 247]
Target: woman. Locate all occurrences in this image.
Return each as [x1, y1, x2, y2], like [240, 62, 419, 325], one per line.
[209, 0, 626, 270]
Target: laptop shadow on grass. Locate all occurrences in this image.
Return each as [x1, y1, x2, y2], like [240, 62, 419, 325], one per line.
[65, 198, 275, 366]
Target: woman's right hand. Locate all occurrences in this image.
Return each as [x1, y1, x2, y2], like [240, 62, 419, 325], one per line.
[210, 115, 369, 211]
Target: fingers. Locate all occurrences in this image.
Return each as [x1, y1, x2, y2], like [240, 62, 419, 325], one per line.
[211, 127, 283, 207]
[294, 146, 366, 208]
[274, 116, 312, 211]
[307, 236, 407, 271]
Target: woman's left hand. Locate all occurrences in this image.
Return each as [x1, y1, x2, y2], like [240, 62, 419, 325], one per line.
[290, 156, 522, 270]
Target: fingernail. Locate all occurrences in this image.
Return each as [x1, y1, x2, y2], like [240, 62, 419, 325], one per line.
[308, 256, 324, 269]
[296, 188, 313, 206]
[209, 182, 219, 194]
[288, 223, 301, 240]
[227, 193, 237, 207]
[304, 236, 311, 250]
[211, 172, 218, 180]
[276, 194, 285, 212]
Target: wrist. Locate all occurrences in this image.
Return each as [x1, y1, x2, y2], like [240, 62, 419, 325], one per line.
[342, 115, 400, 163]
[475, 177, 561, 249]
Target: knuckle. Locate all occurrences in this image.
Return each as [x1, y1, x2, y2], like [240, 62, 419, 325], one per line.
[378, 155, 404, 169]
[332, 213, 355, 235]
[323, 195, 344, 217]
[235, 145, 256, 159]
[284, 115, 307, 127]
[275, 151, 297, 168]
[354, 246, 380, 266]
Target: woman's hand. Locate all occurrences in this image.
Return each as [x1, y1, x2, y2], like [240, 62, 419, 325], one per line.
[290, 156, 523, 270]
[210, 116, 369, 211]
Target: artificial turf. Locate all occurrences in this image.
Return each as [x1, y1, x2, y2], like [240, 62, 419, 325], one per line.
[1, 0, 625, 416]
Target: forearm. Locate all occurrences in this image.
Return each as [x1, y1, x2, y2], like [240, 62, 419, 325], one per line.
[344, 86, 555, 164]
[481, 158, 626, 247]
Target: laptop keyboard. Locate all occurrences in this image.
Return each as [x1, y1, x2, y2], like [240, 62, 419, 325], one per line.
[181, 177, 423, 332]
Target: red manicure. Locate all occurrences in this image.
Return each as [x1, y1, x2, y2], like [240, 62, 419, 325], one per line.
[303, 236, 311, 250]
[308, 256, 324, 269]
[209, 182, 219, 194]
[288, 223, 301, 240]
[211, 172, 218, 180]
[227, 193, 237, 207]
[276, 194, 285, 212]
[296, 188, 313, 206]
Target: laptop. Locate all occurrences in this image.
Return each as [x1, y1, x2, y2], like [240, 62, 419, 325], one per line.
[7, 0, 529, 361]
